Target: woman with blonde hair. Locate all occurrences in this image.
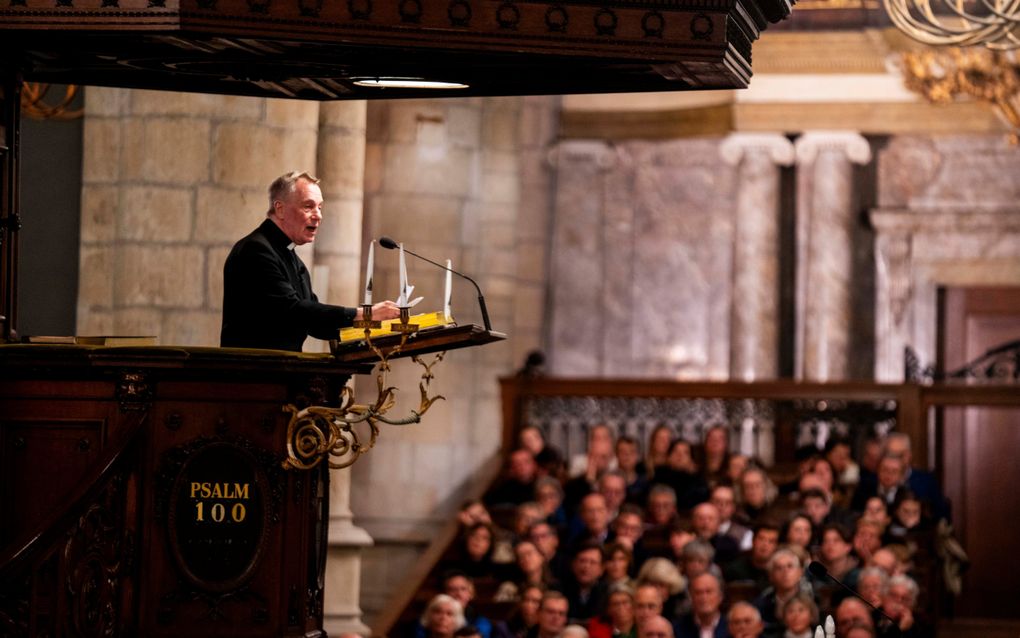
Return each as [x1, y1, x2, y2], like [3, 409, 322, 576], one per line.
[417, 594, 466, 638]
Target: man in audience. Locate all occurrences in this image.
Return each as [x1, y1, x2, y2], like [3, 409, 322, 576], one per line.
[802, 487, 853, 533]
[690, 501, 740, 566]
[564, 435, 618, 516]
[532, 592, 569, 638]
[726, 602, 766, 638]
[737, 467, 775, 525]
[672, 573, 728, 638]
[851, 453, 906, 512]
[612, 504, 650, 570]
[825, 436, 860, 491]
[882, 433, 947, 520]
[638, 616, 674, 638]
[656, 440, 709, 510]
[723, 521, 780, 594]
[568, 424, 617, 478]
[879, 574, 926, 637]
[487, 449, 539, 506]
[563, 541, 609, 623]
[616, 435, 650, 504]
[442, 571, 493, 638]
[834, 598, 875, 636]
[643, 485, 680, 558]
[634, 583, 665, 630]
[599, 471, 629, 521]
[587, 583, 637, 638]
[710, 483, 753, 551]
[567, 493, 611, 553]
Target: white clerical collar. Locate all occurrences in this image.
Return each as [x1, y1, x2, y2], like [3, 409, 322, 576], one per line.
[287, 242, 296, 251]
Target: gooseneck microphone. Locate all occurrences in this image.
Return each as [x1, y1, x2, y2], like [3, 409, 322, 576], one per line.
[378, 236, 492, 331]
[807, 561, 900, 634]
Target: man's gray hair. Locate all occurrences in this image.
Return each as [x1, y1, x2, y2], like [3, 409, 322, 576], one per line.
[267, 171, 320, 216]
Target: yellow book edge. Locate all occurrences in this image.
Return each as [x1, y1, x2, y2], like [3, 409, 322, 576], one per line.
[338, 311, 455, 343]
[24, 335, 158, 346]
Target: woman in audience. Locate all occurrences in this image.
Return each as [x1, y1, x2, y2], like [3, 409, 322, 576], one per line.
[418, 594, 466, 638]
[534, 476, 568, 529]
[616, 435, 649, 503]
[645, 425, 674, 478]
[635, 557, 686, 620]
[503, 585, 543, 638]
[782, 514, 815, 557]
[886, 489, 931, 541]
[446, 522, 500, 580]
[700, 425, 731, 487]
[603, 541, 635, 590]
[780, 592, 818, 638]
[519, 425, 565, 479]
[861, 497, 891, 533]
[510, 540, 559, 592]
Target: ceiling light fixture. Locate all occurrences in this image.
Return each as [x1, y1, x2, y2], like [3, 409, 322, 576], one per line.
[352, 77, 468, 89]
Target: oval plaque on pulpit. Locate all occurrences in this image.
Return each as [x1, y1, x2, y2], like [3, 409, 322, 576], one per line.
[167, 442, 270, 592]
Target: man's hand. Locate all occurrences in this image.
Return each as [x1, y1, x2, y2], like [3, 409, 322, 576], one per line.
[356, 300, 401, 321]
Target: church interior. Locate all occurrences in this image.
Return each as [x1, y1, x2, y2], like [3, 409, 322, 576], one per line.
[3, 0, 1020, 635]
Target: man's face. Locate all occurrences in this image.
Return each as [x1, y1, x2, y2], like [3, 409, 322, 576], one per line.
[886, 437, 911, 465]
[835, 600, 874, 635]
[444, 576, 473, 607]
[638, 616, 672, 638]
[692, 503, 720, 538]
[519, 587, 543, 624]
[509, 450, 536, 482]
[648, 493, 676, 525]
[515, 542, 544, 574]
[427, 600, 458, 635]
[572, 548, 604, 586]
[878, 457, 904, 490]
[273, 179, 322, 245]
[580, 494, 609, 533]
[827, 443, 851, 472]
[820, 529, 851, 562]
[770, 554, 802, 591]
[537, 598, 568, 636]
[617, 440, 640, 472]
[746, 531, 775, 567]
[607, 591, 635, 627]
[728, 605, 764, 638]
[690, 574, 722, 618]
[883, 583, 914, 621]
[530, 523, 559, 558]
[589, 439, 614, 473]
[600, 476, 627, 512]
[634, 586, 663, 624]
[741, 471, 767, 507]
[614, 513, 644, 546]
[710, 487, 736, 522]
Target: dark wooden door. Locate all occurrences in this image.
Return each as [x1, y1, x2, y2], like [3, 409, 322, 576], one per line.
[939, 286, 1020, 619]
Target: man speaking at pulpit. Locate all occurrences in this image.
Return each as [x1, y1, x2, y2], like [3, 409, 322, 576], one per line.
[221, 171, 400, 351]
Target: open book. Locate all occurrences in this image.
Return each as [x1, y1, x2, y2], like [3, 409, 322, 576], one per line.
[338, 311, 454, 343]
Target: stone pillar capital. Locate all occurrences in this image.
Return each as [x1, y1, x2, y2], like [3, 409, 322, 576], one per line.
[794, 131, 872, 165]
[720, 133, 795, 167]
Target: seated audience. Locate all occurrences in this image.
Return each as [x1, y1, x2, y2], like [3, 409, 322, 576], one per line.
[801, 488, 854, 535]
[616, 435, 650, 504]
[672, 572, 728, 638]
[445, 522, 501, 580]
[699, 425, 731, 488]
[861, 497, 891, 533]
[855, 567, 888, 609]
[566, 493, 612, 554]
[611, 505, 649, 568]
[782, 514, 815, 557]
[418, 594, 466, 638]
[442, 571, 494, 638]
[564, 436, 617, 516]
[885, 489, 932, 542]
[568, 424, 617, 479]
[727, 601, 766, 638]
[534, 476, 568, 529]
[690, 501, 740, 566]
[645, 425, 674, 480]
[851, 453, 907, 512]
[603, 541, 636, 590]
[834, 598, 875, 637]
[528, 522, 566, 580]
[636, 558, 686, 621]
[512, 502, 546, 544]
[634, 583, 666, 630]
[518, 425, 564, 479]
[654, 439, 709, 510]
[643, 485, 680, 557]
[852, 520, 885, 566]
[562, 541, 609, 623]
[503, 585, 543, 638]
[737, 467, 777, 525]
[824, 436, 860, 491]
[723, 521, 781, 594]
[817, 523, 858, 583]
[880, 433, 947, 521]
[879, 574, 929, 638]
[638, 615, 674, 638]
[562, 625, 590, 638]
[487, 449, 540, 507]
[532, 592, 569, 638]
[754, 548, 813, 637]
[588, 583, 637, 638]
[780, 592, 819, 638]
[710, 483, 753, 551]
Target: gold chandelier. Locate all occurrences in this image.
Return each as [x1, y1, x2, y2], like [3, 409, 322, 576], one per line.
[885, 0, 1020, 142]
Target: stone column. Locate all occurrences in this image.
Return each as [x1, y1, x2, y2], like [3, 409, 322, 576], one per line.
[313, 100, 372, 635]
[794, 132, 872, 381]
[720, 133, 794, 381]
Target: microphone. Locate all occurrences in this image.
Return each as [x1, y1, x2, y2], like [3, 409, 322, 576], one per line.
[378, 236, 492, 331]
[807, 562, 900, 633]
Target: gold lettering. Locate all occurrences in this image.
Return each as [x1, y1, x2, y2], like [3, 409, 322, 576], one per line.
[234, 483, 249, 500]
[190, 482, 201, 498]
